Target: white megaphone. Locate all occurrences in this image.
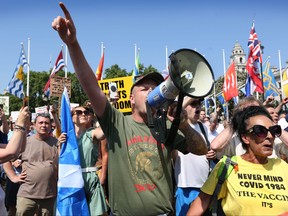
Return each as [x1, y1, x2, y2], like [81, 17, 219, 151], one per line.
[147, 48, 215, 108]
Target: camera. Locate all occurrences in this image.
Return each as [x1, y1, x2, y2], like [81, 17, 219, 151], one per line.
[109, 82, 118, 99]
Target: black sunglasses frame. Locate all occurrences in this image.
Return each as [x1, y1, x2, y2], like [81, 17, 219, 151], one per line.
[74, 110, 90, 116]
[246, 125, 282, 138]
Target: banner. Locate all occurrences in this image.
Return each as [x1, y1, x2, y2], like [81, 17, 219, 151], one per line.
[98, 76, 133, 113]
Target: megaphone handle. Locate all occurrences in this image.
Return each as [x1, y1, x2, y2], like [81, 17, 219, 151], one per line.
[165, 92, 184, 146]
[146, 102, 154, 128]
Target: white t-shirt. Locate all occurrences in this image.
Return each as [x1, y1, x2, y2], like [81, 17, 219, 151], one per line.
[216, 123, 225, 133]
[174, 123, 210, 188]
[278, 117, 288, 130]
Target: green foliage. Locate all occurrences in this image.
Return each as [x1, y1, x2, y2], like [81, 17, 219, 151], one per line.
[104, 64, 128, 79]
[143, 65, 159, 75]
[2, 63, 236, 116]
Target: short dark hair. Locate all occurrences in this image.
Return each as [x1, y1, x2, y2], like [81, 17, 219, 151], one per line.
[232, 106, 272, 149]
[35, 112, 51, 122]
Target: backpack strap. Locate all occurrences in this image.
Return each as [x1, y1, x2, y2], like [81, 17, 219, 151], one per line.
[198, 122, 210, 149]
[210, 156, 238, 216]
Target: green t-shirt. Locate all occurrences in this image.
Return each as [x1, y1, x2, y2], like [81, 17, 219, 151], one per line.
[98, 101, 186, 215]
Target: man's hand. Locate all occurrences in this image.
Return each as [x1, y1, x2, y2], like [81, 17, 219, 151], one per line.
[206, 149, 216, 160]
[52, 2, 77, 45]
[16, 106, 30, 129]
[10, 169, 26, 184]
[166, 102, 187, 127]
[282, 97, 288, 105]
[263, 95, 274, 105]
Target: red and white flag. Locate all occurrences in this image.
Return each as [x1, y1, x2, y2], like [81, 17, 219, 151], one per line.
[223, 62, 238, 101]
[43, 50, 65, 97]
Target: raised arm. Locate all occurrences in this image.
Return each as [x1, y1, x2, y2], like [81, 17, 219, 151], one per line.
[178, 121, 208, 155]
[52, 2, 107, 118]
[0, 107, 30, 163]
[210, 125, 234, 152]
[167, 102, 207, 155]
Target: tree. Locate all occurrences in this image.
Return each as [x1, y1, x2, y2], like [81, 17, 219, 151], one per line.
[104, 64, 128, 79]
[3, 70, 89, 114]
[143, 65, 159, 75]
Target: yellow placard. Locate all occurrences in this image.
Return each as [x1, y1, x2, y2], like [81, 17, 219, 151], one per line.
[98, 76, 133, 113]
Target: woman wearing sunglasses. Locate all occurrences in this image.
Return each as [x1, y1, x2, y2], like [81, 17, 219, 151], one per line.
[187, 106, 288, 215]
[58, 106, 108, 215]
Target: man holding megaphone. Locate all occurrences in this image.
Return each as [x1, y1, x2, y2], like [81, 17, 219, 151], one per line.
[52, 2, 213, 215]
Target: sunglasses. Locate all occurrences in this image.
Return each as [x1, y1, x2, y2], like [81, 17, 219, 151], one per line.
[246, 125, 282, 138]
[74, 110, 90, 116]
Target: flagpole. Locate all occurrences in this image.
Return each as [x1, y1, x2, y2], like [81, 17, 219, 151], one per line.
[101, 42, 105, 80]
[49, 56, 52, 70]
[278, 50, 284, 100]
[22, 38, 30, 97]
[61, 45, 67, 78]
[204, 96, 207, 115]
[260, 46, 264, 102]
[134, 44, 137, 63]
[213, 82, 216, 112]
[222, 49, 229, 122]
[65, 45, 68, 78]
[101, 42, 104, 56]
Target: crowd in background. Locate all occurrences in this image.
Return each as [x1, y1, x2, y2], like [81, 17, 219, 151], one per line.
[0, 2, 288, 215]
[1, 92, 288, 215]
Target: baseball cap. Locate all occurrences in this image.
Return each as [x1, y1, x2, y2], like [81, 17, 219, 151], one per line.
[131, 72, 164, 92]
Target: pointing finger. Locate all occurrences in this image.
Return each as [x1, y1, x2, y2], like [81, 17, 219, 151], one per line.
[59, 2, 72, 21]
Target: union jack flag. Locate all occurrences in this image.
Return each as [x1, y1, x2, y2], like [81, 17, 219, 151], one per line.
[247, 23, 262, 63]
[245, 22, 263, 94]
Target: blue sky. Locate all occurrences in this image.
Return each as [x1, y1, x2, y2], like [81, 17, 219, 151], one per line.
[1, 0, 288, 94]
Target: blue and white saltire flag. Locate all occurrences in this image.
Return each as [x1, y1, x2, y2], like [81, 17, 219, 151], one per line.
[7, 48, 27, 99]
[56, 87, 90, 216]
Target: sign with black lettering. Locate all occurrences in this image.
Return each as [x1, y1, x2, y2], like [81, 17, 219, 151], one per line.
[98, 76, 133, 113]
[50, 76, 71, 98]
[0, 96, 9, 115]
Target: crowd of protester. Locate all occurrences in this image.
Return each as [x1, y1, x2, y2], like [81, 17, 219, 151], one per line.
[0, 2, 288, 215]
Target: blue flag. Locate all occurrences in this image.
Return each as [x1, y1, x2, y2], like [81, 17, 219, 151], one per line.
[263, 61, 280, 99]
[56, 87, 90, 216]
[217, 93, 227, 115]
